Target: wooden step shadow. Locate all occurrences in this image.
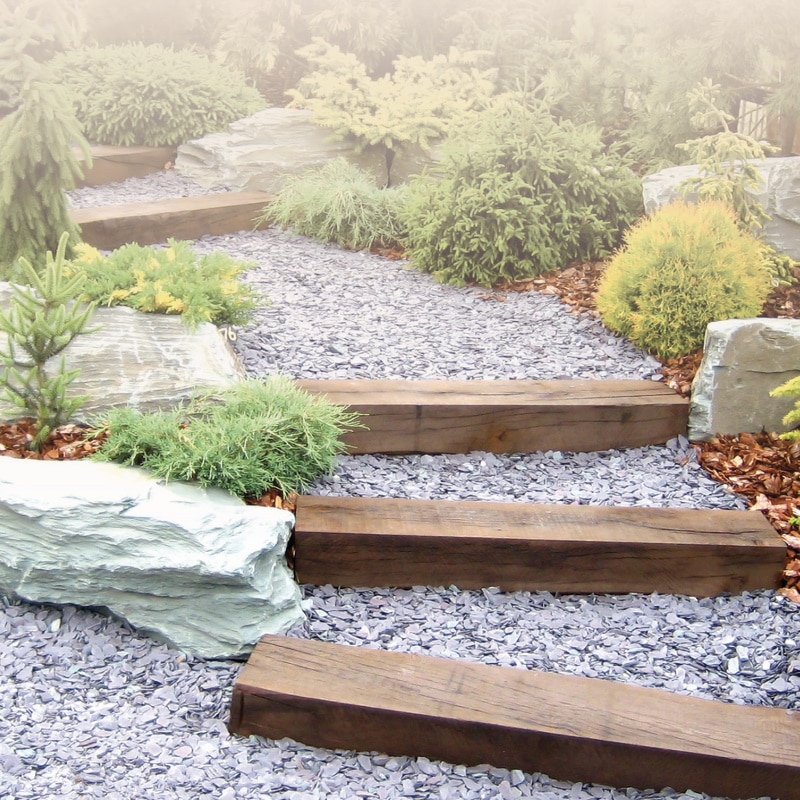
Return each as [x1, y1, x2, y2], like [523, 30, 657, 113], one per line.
[71, 191, 272, 249]
[230, 635, 800, 800]
[76, 145, 176, 186]
[298, 379, 688, 454]
[293, 496, 784, 596]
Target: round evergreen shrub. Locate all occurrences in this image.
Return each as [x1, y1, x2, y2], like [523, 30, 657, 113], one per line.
[48, 44, 263, 147]
[400, 97, 642, 287]
[595, 200, 772, 360]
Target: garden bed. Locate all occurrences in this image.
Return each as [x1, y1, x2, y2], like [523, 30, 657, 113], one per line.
[2, 175, 793, 800]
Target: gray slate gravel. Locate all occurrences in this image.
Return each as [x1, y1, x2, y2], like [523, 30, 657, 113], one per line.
[4, 173, 790, 799]
[66, 171, 231, 209]
[189, 228, 663, 381]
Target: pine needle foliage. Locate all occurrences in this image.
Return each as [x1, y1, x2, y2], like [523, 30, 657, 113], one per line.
[49, 43, 264, 147]
[67, 240, 260, 329]
[93, 376, 362, 498]
[596, 201, 772, 360]
[0, 2, 90, 275]
[676, 80, 798, 287]
[258, 158, 406, 250]
[677, 80, 775, 234]
[401, 96, 642, 287]
[770, 377, 800, 443]
[0, 232, 98, 451]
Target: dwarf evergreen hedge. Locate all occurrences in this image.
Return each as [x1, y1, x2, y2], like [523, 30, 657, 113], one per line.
[68, 240, 259, 329]
[49, 44, 263, 147]
[401, 97, 642, 287]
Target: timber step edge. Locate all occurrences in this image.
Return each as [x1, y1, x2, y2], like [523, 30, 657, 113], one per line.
[293, 495, 784, 596]
[230, 635, 800, 800]
[75, 145, 177, 186]
[71, 191, 273, 249]
[298, 378, 688, 454]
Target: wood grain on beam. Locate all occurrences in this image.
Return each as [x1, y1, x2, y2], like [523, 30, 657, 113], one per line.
[76, 145, 176, 186]
[298, 379, 688, 454]
[230, 635, 800, 800]
[293, 495, 784, 595]
[71, 191, 272, 249]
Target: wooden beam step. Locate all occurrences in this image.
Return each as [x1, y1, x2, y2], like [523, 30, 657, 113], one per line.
[71, 191, 271, 249]
[298, 379, 688, 454]
[230, 635, 800, 800]
[75, 145, 176, 186]
[293, 496, 784, 596]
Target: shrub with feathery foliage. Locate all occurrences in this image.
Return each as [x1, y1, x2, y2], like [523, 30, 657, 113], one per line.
[49, 43, 263, 147]
[0, 233, 98, 451]
[93, 376, 362, 498]
[596, 201, 772, 360]
[770, 376, 800, 442]
[400, 96, 642, 287]
[258, 158, 406, 250]
[0, 1, 89, 275]
[67, 240, 260, 329]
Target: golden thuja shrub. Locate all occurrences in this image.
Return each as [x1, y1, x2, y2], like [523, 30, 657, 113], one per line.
[596, 201, 772, 360]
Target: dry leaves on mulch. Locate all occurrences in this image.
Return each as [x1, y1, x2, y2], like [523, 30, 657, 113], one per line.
[695, 432, 800, 601]
[0, 419, 107, 460]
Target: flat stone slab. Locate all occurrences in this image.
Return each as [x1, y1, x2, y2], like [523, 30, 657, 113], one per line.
[176, 107, 435, 191]
[689, 318, 800, 440]
[0, 283, 244, 422]
[0, 458, 303, 658]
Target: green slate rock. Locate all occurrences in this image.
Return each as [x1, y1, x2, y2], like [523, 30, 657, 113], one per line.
[689, 318, 800, 440]
[0, 284, 244, 423]
[642, 157, 800, 261]
[0, 458, 303, 658]
[175, 107, 436, 192]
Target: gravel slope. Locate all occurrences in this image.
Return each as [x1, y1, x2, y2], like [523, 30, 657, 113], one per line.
[3, 175, 792, 799]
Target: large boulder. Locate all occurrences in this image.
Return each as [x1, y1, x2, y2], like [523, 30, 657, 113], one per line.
[0, 458, 303, 658]
[642, 157, 800, 260]
[0, 283, 244, 422]
[689, 319, 800, 440]
[175, 107, 436, 191]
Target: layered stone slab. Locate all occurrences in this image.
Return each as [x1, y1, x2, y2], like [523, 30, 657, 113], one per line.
[0, 283, 244, 422]
[642, 157, 800, 260]
[176, 108, 435, 191]
[689, 318, 800, 440]
[0, 459, 303, 658]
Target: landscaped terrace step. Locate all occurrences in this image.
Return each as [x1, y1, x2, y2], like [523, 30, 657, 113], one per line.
[70, 191, 272, 249]
[298, 379, 688, 454]
[75, 145, 177, 186]
[293, 495, 784, 596]
[229, 635, 800, 800]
